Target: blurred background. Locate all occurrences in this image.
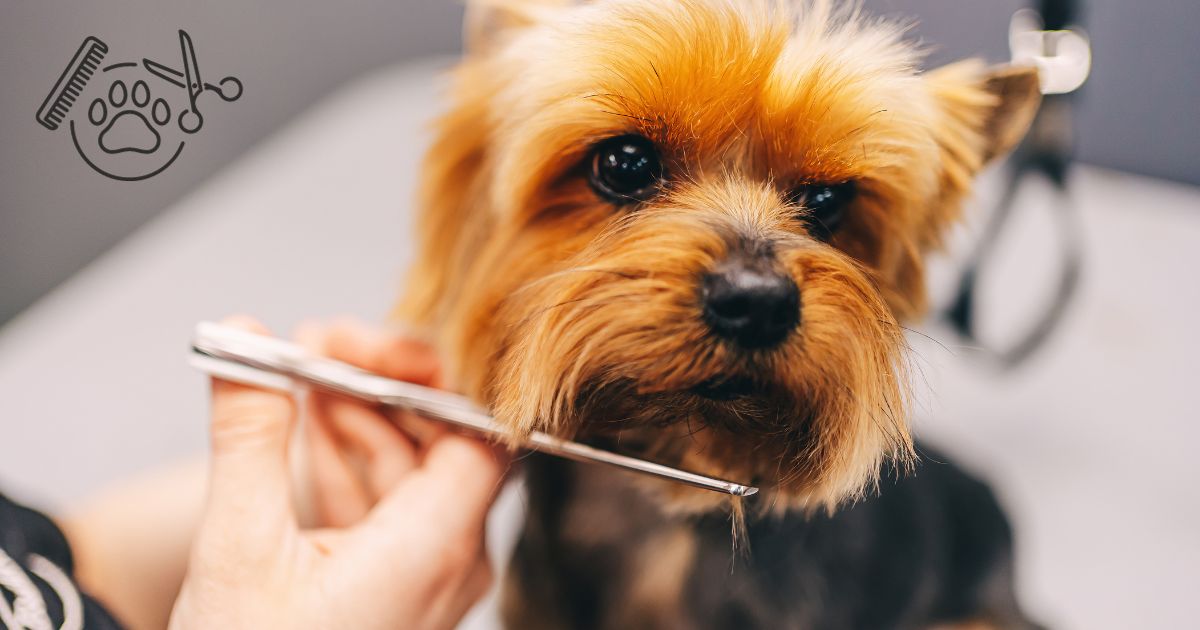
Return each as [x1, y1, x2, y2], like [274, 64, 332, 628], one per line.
[4, 0, 1200, 324]
[1, 1, 1197, 629]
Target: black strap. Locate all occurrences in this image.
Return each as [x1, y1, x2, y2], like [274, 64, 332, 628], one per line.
[943, 0, 1084, 368]
[1040, 0, 1077, 31]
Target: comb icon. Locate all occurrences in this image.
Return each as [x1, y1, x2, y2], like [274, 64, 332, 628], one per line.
[37, 36, 108, 131]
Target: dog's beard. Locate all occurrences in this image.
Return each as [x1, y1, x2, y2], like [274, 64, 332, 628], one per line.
[485, 196, 913, 514]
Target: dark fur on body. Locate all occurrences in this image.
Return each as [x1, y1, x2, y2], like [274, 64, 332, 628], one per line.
[505, 447, 1040, 630]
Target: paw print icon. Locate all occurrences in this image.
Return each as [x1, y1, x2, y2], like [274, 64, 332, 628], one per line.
[90, 79, 172, 155]
[36, 31, 242, 181]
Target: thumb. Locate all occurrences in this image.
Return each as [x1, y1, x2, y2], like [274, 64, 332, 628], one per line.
[203, 317, 298, 537]
[367, 434, 509, 540]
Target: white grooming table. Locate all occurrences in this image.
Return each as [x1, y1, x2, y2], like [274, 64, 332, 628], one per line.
[1, 58, 1196, 629]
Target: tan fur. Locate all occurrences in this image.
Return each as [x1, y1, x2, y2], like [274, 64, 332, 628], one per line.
[617, 526, 698, 629]
[396, 0, 1040, 513]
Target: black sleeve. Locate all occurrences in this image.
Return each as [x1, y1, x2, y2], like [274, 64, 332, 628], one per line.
[0, 491, 125, 630]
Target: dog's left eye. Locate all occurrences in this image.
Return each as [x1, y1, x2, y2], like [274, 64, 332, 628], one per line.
[588, 135, 665, 204]
[789, 182, 857, 240]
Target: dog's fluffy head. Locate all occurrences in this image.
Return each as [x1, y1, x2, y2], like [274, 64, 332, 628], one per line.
[398, 0, 1040, 512]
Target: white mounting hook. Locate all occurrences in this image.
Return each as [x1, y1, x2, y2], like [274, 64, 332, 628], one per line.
[1009, 8, 1092, 95]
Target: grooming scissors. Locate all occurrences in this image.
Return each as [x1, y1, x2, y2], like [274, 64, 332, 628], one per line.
[142, 30, 243, 133]
[190, 322, 759, 497]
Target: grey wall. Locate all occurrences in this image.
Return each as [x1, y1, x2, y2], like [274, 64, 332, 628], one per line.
[2, 0, 1198, 325]
[0, 0, 465, 323]
[869, 0, 1200, 187]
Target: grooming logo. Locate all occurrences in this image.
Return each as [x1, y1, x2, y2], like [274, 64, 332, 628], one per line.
[36, 31, 242, 181]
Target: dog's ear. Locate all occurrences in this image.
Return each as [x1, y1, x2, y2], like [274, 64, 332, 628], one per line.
[926, 61, 1042, 171]
[463, 0, 566, 54]
[886, 62, 1041, 319]
[976, 64, 1043, 162]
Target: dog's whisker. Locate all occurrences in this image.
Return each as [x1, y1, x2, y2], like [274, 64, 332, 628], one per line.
[508, 292, 647, 331]
[512, 267, 642, 296]
[599, 109, 655, 124]
[894, 323, 956, 357]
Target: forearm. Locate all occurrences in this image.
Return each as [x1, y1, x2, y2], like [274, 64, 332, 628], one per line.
[59, 456, 207, 630]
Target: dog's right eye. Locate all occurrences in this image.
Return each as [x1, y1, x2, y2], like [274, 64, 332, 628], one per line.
[588, 135, 664, 204]
[788, 181, 857, 241]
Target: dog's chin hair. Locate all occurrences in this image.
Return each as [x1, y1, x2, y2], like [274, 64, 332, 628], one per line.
[481, 201, 915, 515]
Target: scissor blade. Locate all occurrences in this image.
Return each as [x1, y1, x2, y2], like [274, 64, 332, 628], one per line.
[189, 322, 760, 497]
[179, 30, 202, 100]
[141, 59, 186, 89]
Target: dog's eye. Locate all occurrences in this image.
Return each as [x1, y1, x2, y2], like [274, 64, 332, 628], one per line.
[588, 135, 664, 204]
[790, 182, 856, 240]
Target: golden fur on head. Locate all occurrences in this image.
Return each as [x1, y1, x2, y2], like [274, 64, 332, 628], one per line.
[397, 0, 1040, 512]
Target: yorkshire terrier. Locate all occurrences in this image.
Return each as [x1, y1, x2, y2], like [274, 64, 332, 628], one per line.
[397, 0, 1044, 628]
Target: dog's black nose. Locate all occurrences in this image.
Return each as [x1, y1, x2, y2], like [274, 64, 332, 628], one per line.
[701, 263, 800, 349]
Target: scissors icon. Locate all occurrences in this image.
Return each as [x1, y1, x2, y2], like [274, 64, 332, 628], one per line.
[142, 30, 242, 134]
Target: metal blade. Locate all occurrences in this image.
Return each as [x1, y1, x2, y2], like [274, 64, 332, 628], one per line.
[141, 58, 186, 89]
[179, 30, 203, 101]
[190, 322, 759, 497]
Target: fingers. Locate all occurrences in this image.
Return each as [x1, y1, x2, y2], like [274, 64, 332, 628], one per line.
[303, 317, 442, 386]
[292, 318, 508, 536]
[434, 551, 494, 630]
[205, 316, 297, 535]
[421, 435, 510, 509]
[369, 433, 510, 536]
[294, 319, 427, 526]
[311, 394, 418, 499]
[296, 324, 382, 526]
[462, 554, 495, 609]
[301, 394, 373, 527]
[288, 319, 503, 625]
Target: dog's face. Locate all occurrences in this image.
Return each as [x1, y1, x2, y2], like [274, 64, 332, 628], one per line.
[399, 0, 1040, 512]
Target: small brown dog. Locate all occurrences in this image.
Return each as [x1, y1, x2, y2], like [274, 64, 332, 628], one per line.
[398, 0, 1043, 627]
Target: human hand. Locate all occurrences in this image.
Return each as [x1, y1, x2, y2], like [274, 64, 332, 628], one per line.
[293, 317, 449, 529]
[169, 316, 508, 630]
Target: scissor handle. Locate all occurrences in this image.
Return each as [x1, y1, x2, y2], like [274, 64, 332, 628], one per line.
[179, 108, 203, 134]
[212, 76, 242, 102]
